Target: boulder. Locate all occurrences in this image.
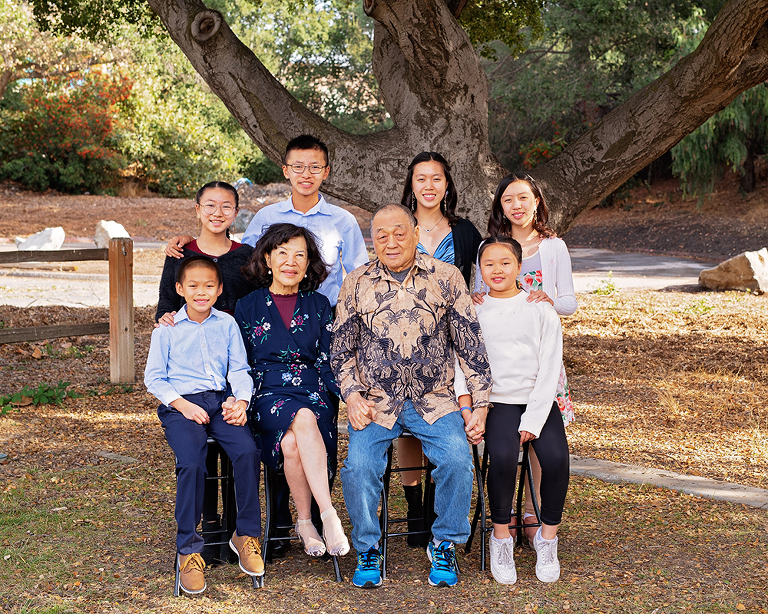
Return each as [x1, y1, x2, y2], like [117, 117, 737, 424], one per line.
[16, 227, 66, 251]
[94, 220, 130, 248]
[232, 209, 254, 234]
[699, 248, 768, 293]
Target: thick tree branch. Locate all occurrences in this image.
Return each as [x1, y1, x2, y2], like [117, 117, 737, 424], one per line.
[146, 0, 409, 208]
[537, 0, 768, 234]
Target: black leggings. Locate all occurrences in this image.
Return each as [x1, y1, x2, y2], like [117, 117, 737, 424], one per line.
[485, 401, 570, 526]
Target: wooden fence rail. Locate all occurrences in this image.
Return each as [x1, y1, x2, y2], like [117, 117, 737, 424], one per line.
[0, 238, 134, 383]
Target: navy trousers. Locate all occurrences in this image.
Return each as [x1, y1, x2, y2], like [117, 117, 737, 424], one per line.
[158, 390, 262, 555]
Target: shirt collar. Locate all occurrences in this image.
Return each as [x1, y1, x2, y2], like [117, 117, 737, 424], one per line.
[276, 193, 331, 216]
[366, 252, 433, 281]
[174, 305, 224, 324]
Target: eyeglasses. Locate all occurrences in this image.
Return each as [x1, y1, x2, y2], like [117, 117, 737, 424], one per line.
[199, 203, 236, 215]
[287, 164, 327, 175]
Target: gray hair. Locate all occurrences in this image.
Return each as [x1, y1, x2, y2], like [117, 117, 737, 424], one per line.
[370, 203, 418, 237]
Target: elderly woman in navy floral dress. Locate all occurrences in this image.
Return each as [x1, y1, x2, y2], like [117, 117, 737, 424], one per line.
[235, 223, 349, 558]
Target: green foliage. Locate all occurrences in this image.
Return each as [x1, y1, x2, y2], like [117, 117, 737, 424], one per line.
[40, 343, 95, 359]
[0, 381, 78, 415]
[240, 149, 284, 185]
[460, 0, 545, 60]
[591, 272, 617, 295]
[0, 70, 131, 192]
[671, 83, 768, 199]
[233, 0, 390, 135]
[30, 0, 156, 39]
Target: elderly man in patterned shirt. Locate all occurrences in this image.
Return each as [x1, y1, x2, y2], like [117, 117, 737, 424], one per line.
[331, 203, 492, 589]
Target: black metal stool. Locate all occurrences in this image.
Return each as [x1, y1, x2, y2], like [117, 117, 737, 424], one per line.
[465, 441, 541, 571]
[378, 431, 435, 579]
[173, 437, 262, 596]
[262, 463, 342, 582]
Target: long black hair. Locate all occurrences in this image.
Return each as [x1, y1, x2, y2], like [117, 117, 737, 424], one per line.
[487, 172, 555, 238]
[242, 223, 329, 291]
[400, 152, 460, 227]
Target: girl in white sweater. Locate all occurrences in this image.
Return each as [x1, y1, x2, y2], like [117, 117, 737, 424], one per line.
[458, 235, 569, 584]
[474, 172, 576, 544]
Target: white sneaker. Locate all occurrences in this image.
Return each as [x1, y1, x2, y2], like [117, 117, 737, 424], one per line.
[489, 535, 517, 584]
[533, 527, 560, 582]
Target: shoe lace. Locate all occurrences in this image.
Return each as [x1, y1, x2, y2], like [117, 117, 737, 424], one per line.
[432, 542, 456, 572]
[495, 541, 513, 566]
[243, 536, 262, 555]
[181, 553, 205, 572]
[538, 539, 556, 565]
[358, 549, 381, 571]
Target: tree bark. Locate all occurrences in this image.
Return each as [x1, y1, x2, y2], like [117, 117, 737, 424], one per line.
[147, 0, 768, 237]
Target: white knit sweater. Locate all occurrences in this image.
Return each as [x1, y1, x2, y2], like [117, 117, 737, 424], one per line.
[454, 291, 562, 438]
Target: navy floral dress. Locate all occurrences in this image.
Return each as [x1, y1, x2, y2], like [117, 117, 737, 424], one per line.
[235, 287, 340, 473]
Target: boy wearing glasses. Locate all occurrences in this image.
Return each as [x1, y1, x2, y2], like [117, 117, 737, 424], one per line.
[240, 134, 369, 308]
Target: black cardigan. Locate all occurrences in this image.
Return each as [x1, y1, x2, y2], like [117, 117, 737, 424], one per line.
[155, 244, 256, 321]
[451, 217, 483, 288]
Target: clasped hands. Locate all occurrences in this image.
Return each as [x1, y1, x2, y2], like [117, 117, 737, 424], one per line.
[172, 395, 248, 426]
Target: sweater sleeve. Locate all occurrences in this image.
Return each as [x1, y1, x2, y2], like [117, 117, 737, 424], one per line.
[155, 255, 182, 322]
[548, 239, 578, 316]
[518, 305, 563, 438]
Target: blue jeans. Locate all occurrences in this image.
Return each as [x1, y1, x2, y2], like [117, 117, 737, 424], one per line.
[341, 400, 473, 552]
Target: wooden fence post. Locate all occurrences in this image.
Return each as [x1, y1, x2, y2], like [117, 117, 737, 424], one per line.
[109, 238, 134, 383]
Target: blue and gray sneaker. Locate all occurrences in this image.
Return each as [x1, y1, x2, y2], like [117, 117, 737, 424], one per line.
[352, 548, 382, 588]
[427, 540, 458, 587]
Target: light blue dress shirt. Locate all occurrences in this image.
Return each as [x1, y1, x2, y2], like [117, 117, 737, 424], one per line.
[240, 194, 370, 306]
[144, 306, 253, 407]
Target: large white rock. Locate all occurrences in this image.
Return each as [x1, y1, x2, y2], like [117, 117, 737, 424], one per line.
[16, 227, 66, 251]
[699, 247, 768, 293]
[94, 220, 130, 248]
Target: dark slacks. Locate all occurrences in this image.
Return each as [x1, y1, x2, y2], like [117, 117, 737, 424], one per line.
[158, 390, 262, 554]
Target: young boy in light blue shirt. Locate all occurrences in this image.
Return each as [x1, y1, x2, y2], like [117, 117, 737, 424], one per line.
[144, 256, 262, 594]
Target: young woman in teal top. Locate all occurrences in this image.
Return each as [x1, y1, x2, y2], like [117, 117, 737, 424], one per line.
[397, 151, 483, 547]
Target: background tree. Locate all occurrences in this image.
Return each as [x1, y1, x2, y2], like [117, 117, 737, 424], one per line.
[672, 83, 768, 197]
[0, 0, 118, 99]
[28, 0, 768, 232]
[484, 0, 713, 171]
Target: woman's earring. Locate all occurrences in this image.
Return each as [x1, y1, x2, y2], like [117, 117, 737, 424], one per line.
[268, 269, 272, 275]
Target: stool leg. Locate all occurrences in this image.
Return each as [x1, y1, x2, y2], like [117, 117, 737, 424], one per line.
[263, 465, 274, 565]
[480, 445, 489, 571]
[465, 444, 484, 556]
[380, 444, 393, 580]
[522, 443, 542, 528]
[515, 445, 528, 549]
[173, 555, 181, 597]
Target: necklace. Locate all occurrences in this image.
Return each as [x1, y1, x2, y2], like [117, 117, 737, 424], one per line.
[422, 215, 444, 233]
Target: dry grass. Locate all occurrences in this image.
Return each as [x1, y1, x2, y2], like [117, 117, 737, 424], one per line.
[1, 289, 768, 613]
[565, 289, 768, 488]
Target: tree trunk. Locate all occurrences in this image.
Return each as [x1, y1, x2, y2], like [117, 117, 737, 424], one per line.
[147, 0, 768, 236]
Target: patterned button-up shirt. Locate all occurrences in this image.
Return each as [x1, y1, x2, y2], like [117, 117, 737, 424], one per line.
[331, 253, 491, 429]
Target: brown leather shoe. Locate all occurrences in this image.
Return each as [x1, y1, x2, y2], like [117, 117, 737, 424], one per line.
[177, 553, 206, 594]
[229, 531, 265, 576]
